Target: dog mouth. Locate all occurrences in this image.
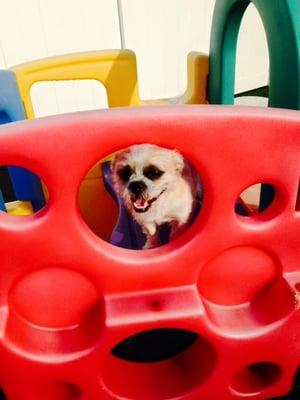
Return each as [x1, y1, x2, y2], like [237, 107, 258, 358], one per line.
[131, 189, 166, 213]
[131, 197, 156, 213]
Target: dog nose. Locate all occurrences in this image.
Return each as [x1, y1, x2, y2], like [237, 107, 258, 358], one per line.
[128, 180, 147, 196]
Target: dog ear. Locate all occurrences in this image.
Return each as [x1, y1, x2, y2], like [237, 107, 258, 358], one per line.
[111, 148, 129, 172]
[172, 149, 185, 173]
[111, 152, 122, 172]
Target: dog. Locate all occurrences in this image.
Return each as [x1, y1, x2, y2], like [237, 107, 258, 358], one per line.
[111, 144, 200, 249]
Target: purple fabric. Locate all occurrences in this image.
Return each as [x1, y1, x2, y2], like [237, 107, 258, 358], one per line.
[101, 162, 146, 249]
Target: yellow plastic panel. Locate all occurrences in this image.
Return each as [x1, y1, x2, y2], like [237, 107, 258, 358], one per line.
[183, 52, 209, 104]
[10, 51, 209, 235]
[11, 50, 142, 119]
[6, 201, 33, 216]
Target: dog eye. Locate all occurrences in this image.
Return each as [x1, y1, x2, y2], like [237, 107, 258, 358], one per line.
[143, 165, 164, 180]
[118, 165, 133, 182]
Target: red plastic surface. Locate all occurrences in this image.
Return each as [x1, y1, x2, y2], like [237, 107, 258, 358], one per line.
[0, 105, 299, 399]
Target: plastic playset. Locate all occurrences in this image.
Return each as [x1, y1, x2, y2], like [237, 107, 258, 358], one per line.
[0, 0, 299, 399]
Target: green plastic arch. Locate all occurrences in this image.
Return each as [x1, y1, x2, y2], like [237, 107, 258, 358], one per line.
[208, 0, 300, 110]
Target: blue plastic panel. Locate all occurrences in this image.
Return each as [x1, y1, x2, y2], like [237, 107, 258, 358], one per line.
[0, 70, 45, 211]
[0, 190, 5, 211]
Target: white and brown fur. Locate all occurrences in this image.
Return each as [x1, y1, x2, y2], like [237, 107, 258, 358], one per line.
[112, 144, 199, 249]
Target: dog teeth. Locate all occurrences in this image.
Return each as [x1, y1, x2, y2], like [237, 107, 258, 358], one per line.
[134, 203, 147, 209]
[133, 200, 149, 210]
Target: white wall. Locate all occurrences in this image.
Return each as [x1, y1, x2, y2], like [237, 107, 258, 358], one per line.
[122, 0, 215, 99]
[235, 4, 268, 93]
[0, 0, 269, 116]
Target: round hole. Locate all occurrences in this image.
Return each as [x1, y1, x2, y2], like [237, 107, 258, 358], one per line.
[235, 183, 275, 217]
[78, 144, 203, 250]
[0, 165, 48, 216]
[0, 388, 6, 400]
[231, 362, 282, 395]
[102, 329, 216, 399]
[151, 300, 162, 310]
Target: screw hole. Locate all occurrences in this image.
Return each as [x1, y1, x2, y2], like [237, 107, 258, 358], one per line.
[231, 362, 282, 395]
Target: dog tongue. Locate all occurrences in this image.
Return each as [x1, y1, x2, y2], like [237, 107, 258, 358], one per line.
[135, 198, 146, 206]
[133, 198, 151, 210]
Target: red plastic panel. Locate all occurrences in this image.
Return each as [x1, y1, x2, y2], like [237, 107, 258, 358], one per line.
[0, 105, 299, 399]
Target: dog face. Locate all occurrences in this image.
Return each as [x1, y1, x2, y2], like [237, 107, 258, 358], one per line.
[112, 144, 184, 213]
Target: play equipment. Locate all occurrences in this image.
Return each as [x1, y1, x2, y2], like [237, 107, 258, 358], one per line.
[0, 50, 208, 237]
[0, 105, 299, 399]
[0, 0, 299, 398]
[0, 0, 299, 226]
[11, 50, 209, 116]
[0, 71, 45, 215]
[0, 0, 299, 227]
[209, 0, 300, 109]
[208, 0, 300, 224]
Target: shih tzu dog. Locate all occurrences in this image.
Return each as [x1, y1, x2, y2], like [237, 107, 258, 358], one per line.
[111, 144, 200, 249]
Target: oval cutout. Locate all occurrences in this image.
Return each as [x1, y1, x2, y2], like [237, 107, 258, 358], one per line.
[103, 330, 216, 399]
[111, 328, 198, 363]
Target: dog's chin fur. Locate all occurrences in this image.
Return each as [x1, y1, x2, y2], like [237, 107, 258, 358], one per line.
[112, 144, 197, 249]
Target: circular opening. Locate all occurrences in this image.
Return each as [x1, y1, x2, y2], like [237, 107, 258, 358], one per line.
[103, 329, 216, 399]
[78, 144, 203, 250]
[235, 183, 275, 217]
[0, 388, 6, 399]
[111, 328, 198, 363]
[231, 362, 282, 395]
[0, 165, 48, 216]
